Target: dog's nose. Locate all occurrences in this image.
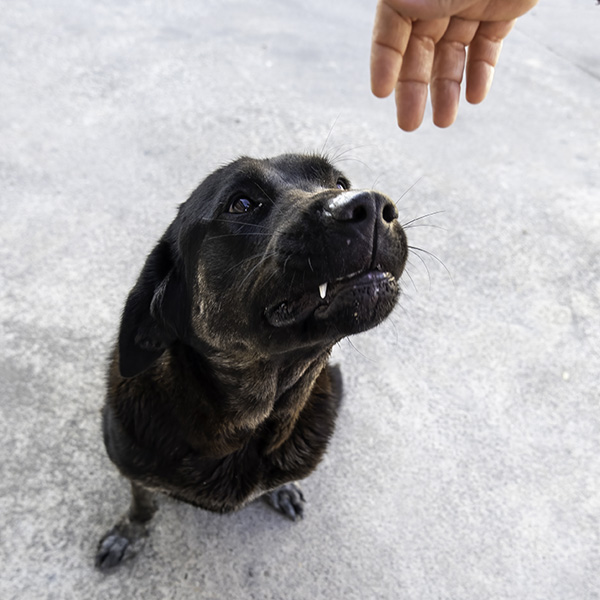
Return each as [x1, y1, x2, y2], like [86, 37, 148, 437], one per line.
[326, 191, 398, 225]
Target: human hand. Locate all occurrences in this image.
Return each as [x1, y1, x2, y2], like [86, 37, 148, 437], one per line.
[370, 0, 539, 131]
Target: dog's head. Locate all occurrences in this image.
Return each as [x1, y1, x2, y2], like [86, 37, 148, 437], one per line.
[118, 153, 408, 377]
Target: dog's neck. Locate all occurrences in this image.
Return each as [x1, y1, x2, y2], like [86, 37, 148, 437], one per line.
[175, 342, 332, 430]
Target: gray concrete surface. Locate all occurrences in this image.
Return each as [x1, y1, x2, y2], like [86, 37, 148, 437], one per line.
[1, 1, 599, 598]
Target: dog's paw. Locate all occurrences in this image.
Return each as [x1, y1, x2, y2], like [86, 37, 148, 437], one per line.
[95, 521, 148, 571]
[264, 482, 306, 521]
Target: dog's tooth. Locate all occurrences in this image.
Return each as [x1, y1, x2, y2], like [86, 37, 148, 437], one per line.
[319, 283, 328, 299]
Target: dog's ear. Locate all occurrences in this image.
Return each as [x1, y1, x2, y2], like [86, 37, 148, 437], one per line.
[118, 237, 187, 378]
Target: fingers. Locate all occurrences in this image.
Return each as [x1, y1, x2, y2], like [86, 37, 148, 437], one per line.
[465, 20, 516, 104]
[370, 0, 412, 98]
[370, 2, 523, 130]
[430, 18, 480, 128]
[394, 18, 449, 131]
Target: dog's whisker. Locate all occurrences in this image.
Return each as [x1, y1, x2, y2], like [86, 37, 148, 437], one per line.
[209, 232, 275, 241]
[329, 155, 371, 170]
[408, 251, 432, 287]
[326, 319, 379, 367]
[287, 271, 297, 300]
[209, 218, 272, 231]
[403, 223, 447, 232]
[343, 336, 378, 364]
[327, 143, 375, 165]
[235, 250, 280, 293]
[392, 299, 410, 322]
[402, 266, 419, 293]
[260, 269, 279, 289]
[383, 309, 403, 348]
[394, 176, 425, 207]
[320, 114, 341, 156]
[370, 174, 383, 190]
[323, 142, 349, 164]
[254, 182, 276, 208]
[408, 245, 453, 284]
[401, 210, 445, 228]
[222, 250, 273, 277]
[282, 254, 292, 275]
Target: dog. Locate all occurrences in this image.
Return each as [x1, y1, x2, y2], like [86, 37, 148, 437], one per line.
[96, 153, 408, 570]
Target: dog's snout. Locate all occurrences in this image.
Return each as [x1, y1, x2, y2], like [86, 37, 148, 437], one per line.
[326, 191, 398, 225]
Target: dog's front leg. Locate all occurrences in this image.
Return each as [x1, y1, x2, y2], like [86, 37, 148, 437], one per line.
[260, 366, 341, 522]
[95, 481, 158, 571]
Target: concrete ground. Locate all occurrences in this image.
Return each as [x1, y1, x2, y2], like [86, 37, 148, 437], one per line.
[1, 1, 598, 598]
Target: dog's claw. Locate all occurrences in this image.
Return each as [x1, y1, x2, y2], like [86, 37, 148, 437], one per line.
[264, 482, 306, 521]
[96, 529, 130, 571]
[95, 521, 148, 571]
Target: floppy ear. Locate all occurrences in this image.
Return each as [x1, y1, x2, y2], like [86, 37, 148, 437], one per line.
[118, 237, 187, 378]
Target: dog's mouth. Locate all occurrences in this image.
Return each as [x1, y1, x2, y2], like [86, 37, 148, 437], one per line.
[264, 268, 399, 330]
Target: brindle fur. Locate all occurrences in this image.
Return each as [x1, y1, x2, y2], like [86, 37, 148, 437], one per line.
[96, 153, 407, 570]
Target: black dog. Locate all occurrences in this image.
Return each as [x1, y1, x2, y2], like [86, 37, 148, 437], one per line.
[96, 153, 408, 570]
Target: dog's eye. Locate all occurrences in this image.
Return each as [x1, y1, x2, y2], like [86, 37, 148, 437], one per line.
[227, 197, 262, 214]
[336, 179, 348, 190]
